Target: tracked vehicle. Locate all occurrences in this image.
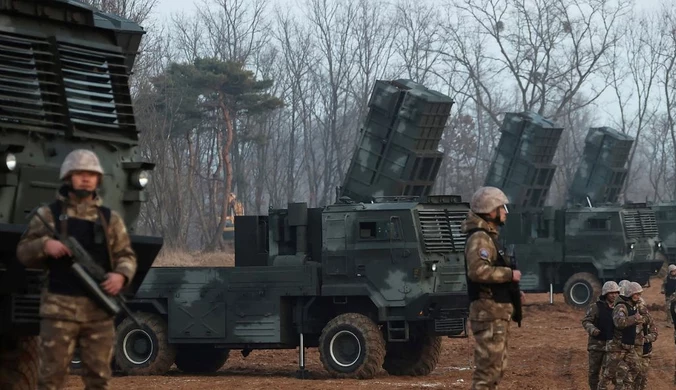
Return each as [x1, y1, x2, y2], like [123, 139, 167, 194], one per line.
[485, 113, 664, 309]
[0, 1, 162, 388]
[115, 79, 471, 379]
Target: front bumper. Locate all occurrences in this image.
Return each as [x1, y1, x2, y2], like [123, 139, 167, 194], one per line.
[404, 292, 469, 336]
[607, 260, 664, 285]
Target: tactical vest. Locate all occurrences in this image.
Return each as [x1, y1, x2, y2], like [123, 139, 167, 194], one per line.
[614, 298, 638, 346]
[593, 299, 614, 341]
[46, 201, 112, 296]
[665, 276, 676, 296]
[464, 228, 512, 304]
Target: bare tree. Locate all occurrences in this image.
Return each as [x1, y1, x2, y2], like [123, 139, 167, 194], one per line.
[605, 10, 665, 201]
[305, 0, 358, 204]
[393, 0, 446, 84]
[447, 0, 631, 119]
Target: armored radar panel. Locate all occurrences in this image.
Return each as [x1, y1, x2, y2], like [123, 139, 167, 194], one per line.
[567, 127, 634, 206]
[0, 1, 162, 387]
[339, 79, 453, 202]
[486, 118, 665, 309]
[484, 111, 563, 209]
[118, 80, 471, 380]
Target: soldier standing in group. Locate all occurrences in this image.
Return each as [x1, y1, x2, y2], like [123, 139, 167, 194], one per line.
[16, 150, 137, 390]
[633, 296, 658, 390]
[462, 186, 524, 390]
[597, 282, 644, 390]
[581, 281, 620, 390]
[661, 264, 676, 326]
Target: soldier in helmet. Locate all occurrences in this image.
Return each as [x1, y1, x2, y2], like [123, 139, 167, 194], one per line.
[462, 186, 524, 390]
[581, 281, 620, 390]
[597, 281, 644, 390]
[16, 149, 137, 390]
[661, 264, 676, 326]
[633, 293, 658, 390]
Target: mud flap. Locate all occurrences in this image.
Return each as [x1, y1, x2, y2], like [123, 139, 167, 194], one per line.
[125, 234, 163, 296]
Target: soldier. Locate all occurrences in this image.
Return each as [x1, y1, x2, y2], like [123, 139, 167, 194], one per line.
[16, 149, 137, 390]
[597, 281, 644, 390]
[633, 295, 658, 390]
[462, 186, 523, 390]
[581, 281, 619, 390]
[661, 264, 676, 326]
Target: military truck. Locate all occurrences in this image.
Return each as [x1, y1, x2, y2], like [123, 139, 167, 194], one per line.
[651, 202, 676, 271]
[0, 1, 162, 388]
[485, 114, 665, 309]
[113, 80, 470, 379]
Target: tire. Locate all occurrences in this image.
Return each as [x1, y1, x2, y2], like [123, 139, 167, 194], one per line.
[114, 312, 176, 375]
[0, 335, 39, 390]
[175, 346, 229, 373]
[383, 323, 442, 376]
[563, 272, 602, 309]
[318, 313, 385, 379]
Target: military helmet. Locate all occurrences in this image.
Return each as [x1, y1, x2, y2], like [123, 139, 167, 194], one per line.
[470, 186, 509, 214]
[618, 280, 630, 289]
[601, 281, 620, 296]
[623, 281, 643, 297]
[669, 264, 676, 272]
[60, 149, 104, 180]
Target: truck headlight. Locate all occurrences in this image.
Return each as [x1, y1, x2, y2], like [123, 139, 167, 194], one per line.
[431, 263, 437, 272]
[5, 153, 16, 171]
[130, 170, 149, 189]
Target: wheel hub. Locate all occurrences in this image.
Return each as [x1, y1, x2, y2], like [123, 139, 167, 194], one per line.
[329, 330, 361, 368]
[570, 282, 591, 305]
[122, 329, 154, 365]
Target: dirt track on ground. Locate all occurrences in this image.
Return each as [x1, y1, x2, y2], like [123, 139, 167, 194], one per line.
[63, 277, 676, 389]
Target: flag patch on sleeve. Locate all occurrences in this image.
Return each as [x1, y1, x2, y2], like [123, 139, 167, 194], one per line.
[479, 248, 489, 259]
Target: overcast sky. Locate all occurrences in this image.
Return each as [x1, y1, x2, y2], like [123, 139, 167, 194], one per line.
[150, 0, 665, 20]
[145, 0, 670, 127]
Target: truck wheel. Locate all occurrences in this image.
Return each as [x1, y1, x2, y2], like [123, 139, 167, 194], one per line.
[114, 312, 176, 375]
[0, 335, 39, 390]
[382, 324, 441, 376]
[563, 272, 601, 309]
[175, 346, 229, 373]
[319, 313, 385, 379]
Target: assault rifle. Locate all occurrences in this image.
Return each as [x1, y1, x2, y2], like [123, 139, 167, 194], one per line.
[506, 243, 522, 327]
[26, 205, 140, 327]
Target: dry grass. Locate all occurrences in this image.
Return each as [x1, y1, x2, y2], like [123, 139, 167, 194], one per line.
[152, 248, 235, 267]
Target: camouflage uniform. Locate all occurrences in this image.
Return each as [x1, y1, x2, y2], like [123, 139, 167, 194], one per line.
[463, 187, 515, 390]
[597, 284, 644, 390]
[662, 265, 676, 325]
[16, 150, 136, 390]
[633, 298, 657, 390]
[581, 282, 618, 390]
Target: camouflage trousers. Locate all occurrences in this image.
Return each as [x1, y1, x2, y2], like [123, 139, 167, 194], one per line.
[633, 354, 651, 390]
[666, 297, 673, 325]
[38, 317, 115, 390]
[470, 319, 510, 390]
[587, 349, 605, 390]
[596, 346, 641, 390]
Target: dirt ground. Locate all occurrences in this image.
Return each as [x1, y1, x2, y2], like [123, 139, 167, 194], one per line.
[63, 277, 676, 390]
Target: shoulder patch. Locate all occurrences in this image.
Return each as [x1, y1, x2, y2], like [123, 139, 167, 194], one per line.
[479, 248, 490, 260]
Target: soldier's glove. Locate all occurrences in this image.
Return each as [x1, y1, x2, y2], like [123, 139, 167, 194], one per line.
[591, 328, 601, 336]
[634, 313, 644, 323]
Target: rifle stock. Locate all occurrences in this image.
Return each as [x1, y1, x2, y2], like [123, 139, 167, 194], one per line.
[27, 205, 141, 327]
